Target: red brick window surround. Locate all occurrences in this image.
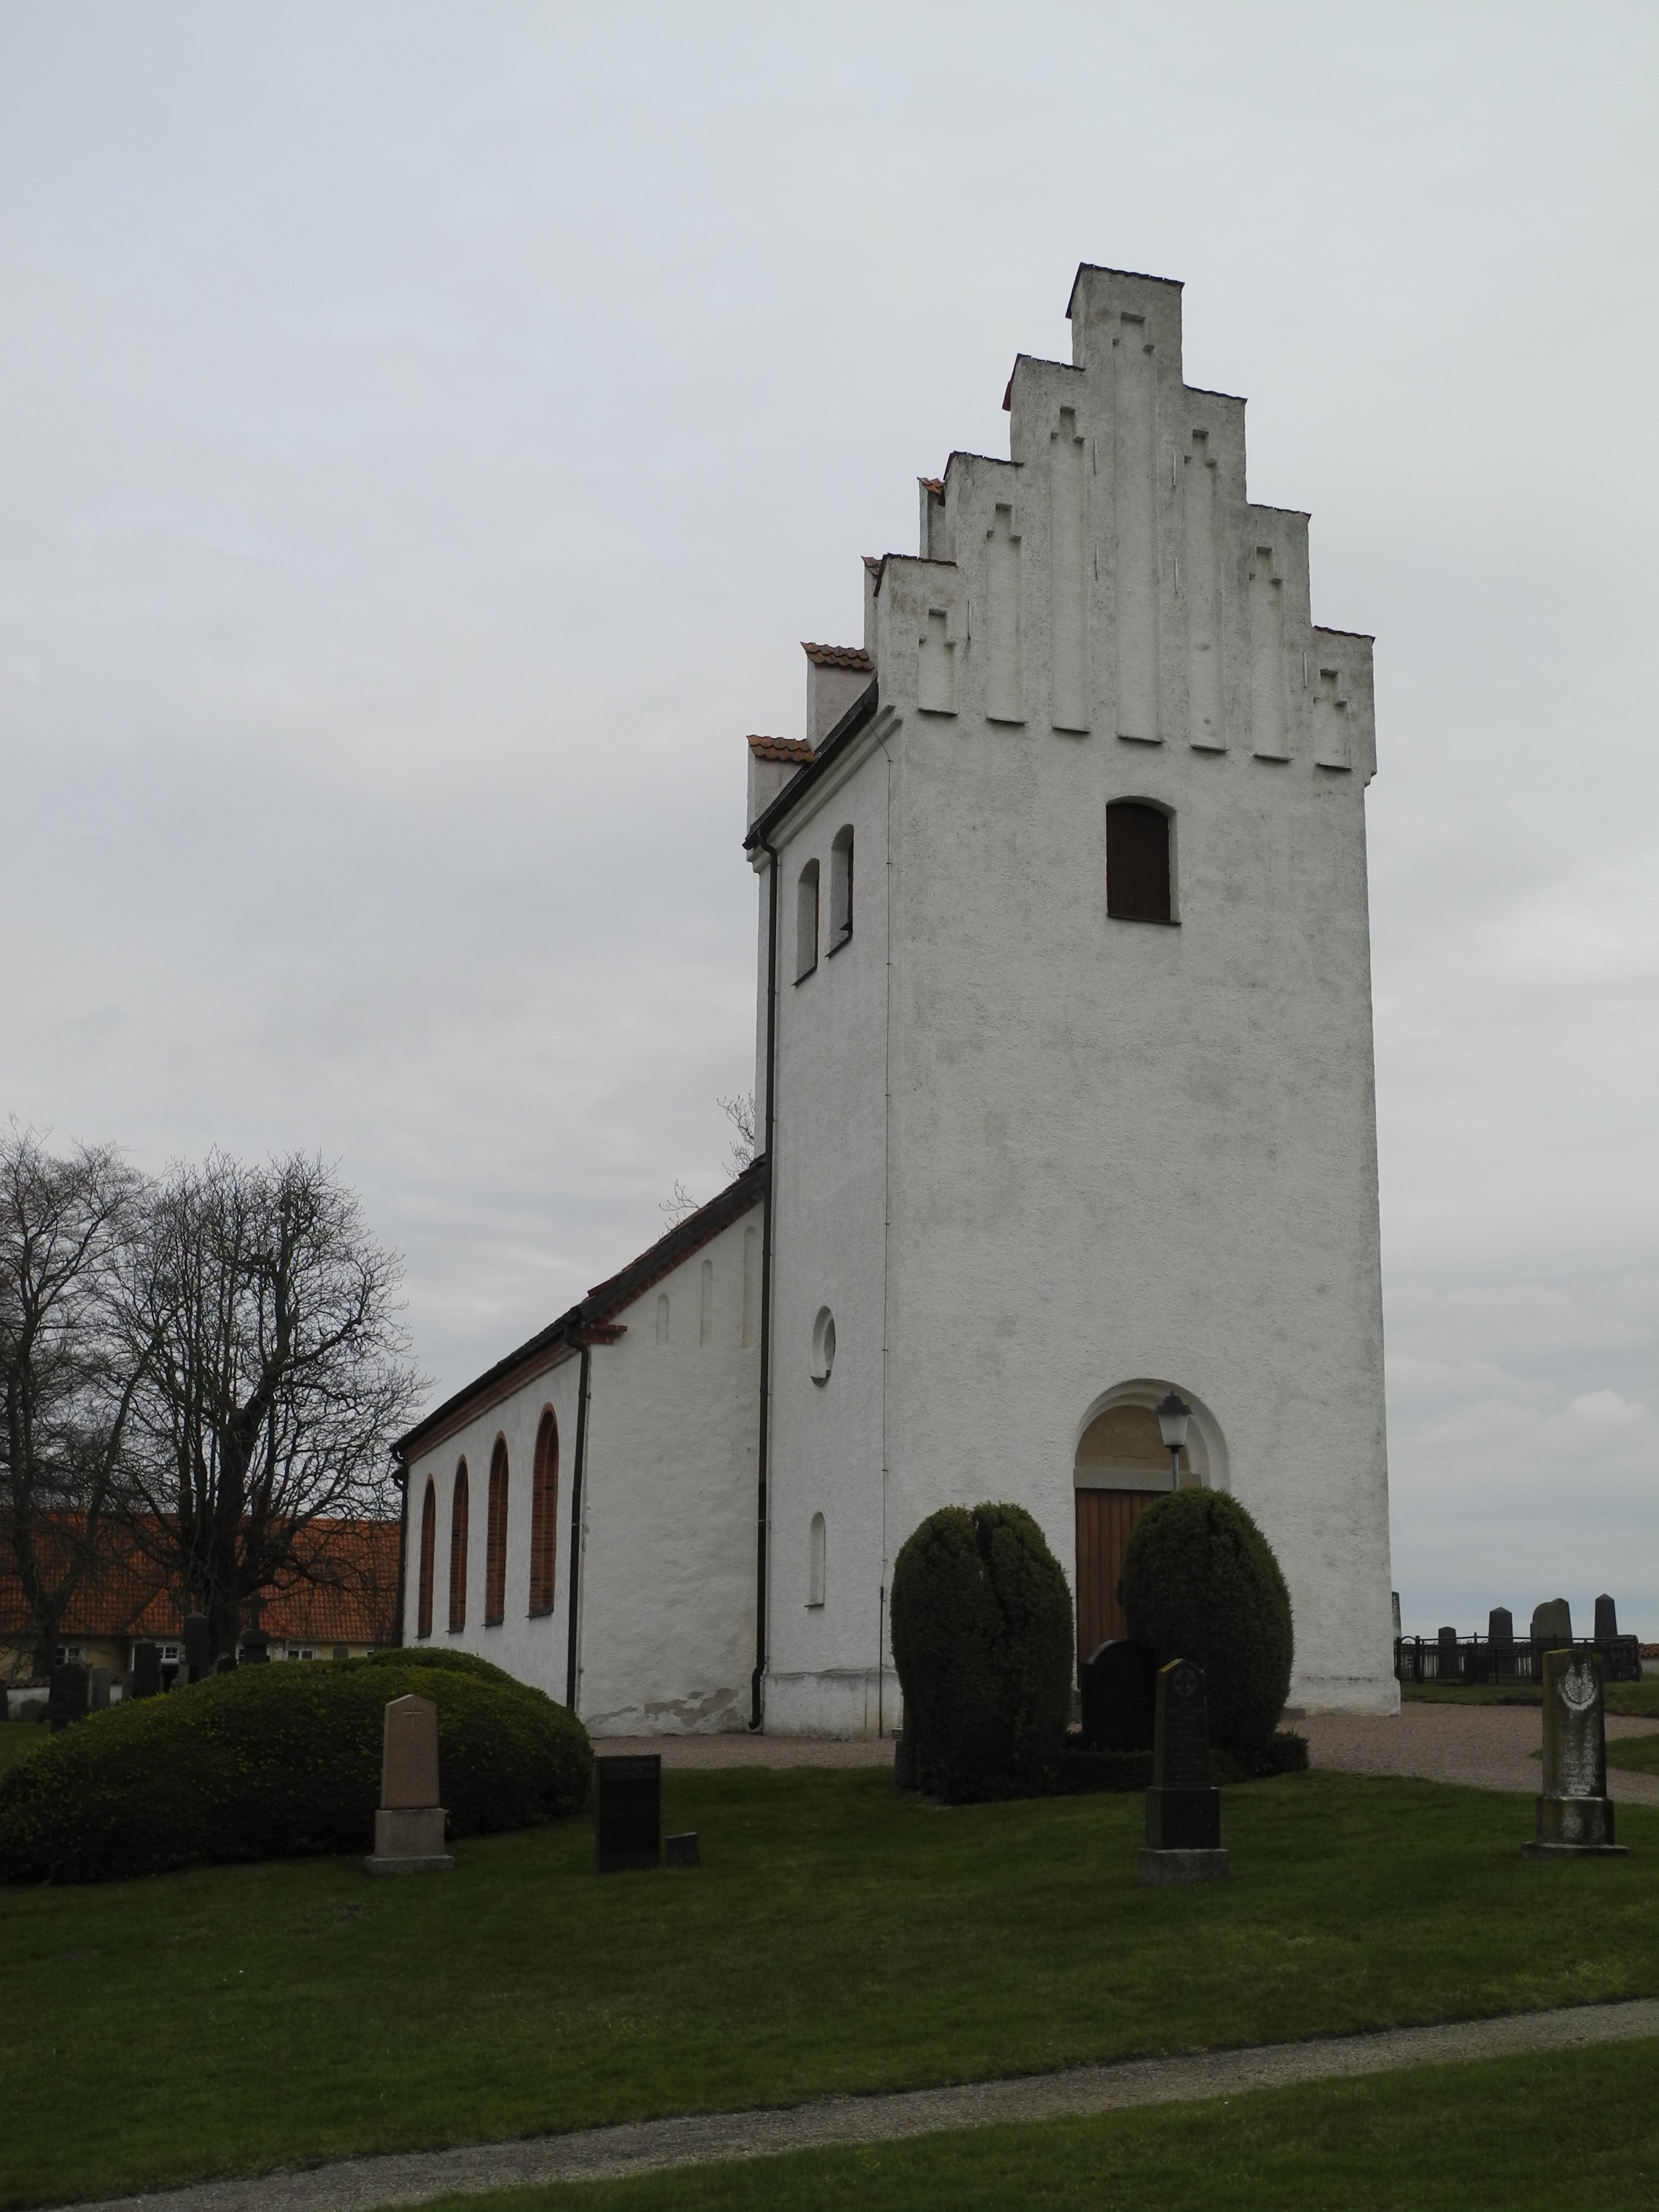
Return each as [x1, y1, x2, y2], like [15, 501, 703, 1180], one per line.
[449, 1460, 470, 1632]
[417, 1477, 437, 1639]
[529, 1408, 559, 1617]
[484, 1437, 509, 1626]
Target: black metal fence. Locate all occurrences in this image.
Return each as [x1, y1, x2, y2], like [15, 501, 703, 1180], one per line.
[1393, 1634, 1643, 1686]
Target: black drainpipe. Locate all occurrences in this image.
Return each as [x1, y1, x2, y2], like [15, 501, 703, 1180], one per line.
[564, 1338, 592, 1712]
[751, 833, 780, 1730]
[390, 1450, 410, 1649]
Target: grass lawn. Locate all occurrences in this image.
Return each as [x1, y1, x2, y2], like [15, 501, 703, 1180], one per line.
[3, 1769, 1659, 2207]
[1609, 1735, 1659, 1775]
[1401, 1680, 1659, 1716]
[397, 2038, 1659, 2212]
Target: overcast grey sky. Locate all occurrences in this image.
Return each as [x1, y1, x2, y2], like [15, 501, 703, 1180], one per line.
[3, 2, 1655, 1638]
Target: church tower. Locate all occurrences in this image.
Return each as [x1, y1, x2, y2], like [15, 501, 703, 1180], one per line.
[749, 264, 1394, 1728]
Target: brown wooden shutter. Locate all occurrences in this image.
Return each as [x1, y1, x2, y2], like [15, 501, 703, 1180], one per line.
[449, 1462, 470, 1632]
[417, 1478, 436, 1639]
[484, 1440, 509, 1626]
[1106, 801, 1171, 922]
[529, 1409, 558, 1616]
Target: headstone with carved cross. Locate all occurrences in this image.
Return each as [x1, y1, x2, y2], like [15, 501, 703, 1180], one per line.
[1138, 1658, 1229, 1885]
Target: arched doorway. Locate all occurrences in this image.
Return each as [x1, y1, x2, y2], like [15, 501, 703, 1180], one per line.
[1073, 1383, 1218, 1677]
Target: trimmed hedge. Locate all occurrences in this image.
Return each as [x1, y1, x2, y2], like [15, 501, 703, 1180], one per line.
[1119, 1487, 1295, 1751]
[0, 1646, 592, 1885]
[890, 1501, 1074, 1803]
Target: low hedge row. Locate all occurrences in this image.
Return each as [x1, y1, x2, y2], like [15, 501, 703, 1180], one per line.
[0, 1646, 592, 1885]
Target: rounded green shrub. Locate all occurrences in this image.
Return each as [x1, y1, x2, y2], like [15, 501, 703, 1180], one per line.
[0, 1650, 592, 1885]
[890, 1501, 1074, 1802]
[1118, 1487, 1294, 1751]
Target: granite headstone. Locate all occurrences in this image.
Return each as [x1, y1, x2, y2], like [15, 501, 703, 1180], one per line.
[595, 1754, 662, 1873]
[1139, 1659, 1228, 1885]
[1080, 1639, 1159, 1752]
[48, 1662, 89, 1733]
[241, 1629, 271, 1665]
[183, 1612, 210, 1684]
[1436, 1625, 1460, 1683]
[1594, 1594, 1618, 1642]
[1531, 1598, 1572, 1647]
[87, 1666, 112, 1711]
[1523, 1647, 1627, 1857]
[131, 1640, 161, 1700]
[364, 1694, 454, 1874]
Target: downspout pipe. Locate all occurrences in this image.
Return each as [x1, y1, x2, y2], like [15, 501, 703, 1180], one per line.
[564, 1339, 592, 1712]
[750, 832, 780, 1731]
[390, 1450, 410, 1649]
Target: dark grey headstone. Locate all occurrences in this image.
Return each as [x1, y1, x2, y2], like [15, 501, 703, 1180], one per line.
[1488, 1607, 1514, 1649]
[48, 1663, 89, 1733]
[1151, 1660, 1213, 1790]
[665, 1831, 700, 1867]
[241, 1629, 271, 1665]
[183, 1613, 210, 1683]
[1081, 1639, 1159, 1752]
[1436, 1625, 1460, 1680]
[213, 1653, 236, 1675]
[132, 1641, 161, 1699]
[1144, 1658, 1222, 1854]
[1524, 1647, 1626, 1857]
[87, 1667, 112, 1711]
[1531, 1598, 1572, 1648]
[594, 1754, 661, 1873]
[1595, 1594, 1618, 1641]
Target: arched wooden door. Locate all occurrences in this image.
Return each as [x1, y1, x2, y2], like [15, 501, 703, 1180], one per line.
[1074, 1487, 1164, 1674]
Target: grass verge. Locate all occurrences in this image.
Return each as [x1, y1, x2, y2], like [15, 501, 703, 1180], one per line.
[1402, 1680, 1659, 1716]
[395, 2037, 1659, 2212]
[2, 1770, 1658, 2207]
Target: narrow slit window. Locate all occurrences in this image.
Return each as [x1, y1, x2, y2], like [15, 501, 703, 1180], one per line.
[796, 859, 819, 980]
[808, 1513, 826, 1607]
[449, 1460, 470, 1632]
[1106, 801, 1172, 923]
[829, 827, 853, 950]
[484, 1438, 509, 1626]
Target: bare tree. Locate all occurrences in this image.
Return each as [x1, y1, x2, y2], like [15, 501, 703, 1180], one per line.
[0, 1127, 152, 1679]
[122, 1152, 424, 1658]
[720, 1091, 757, 1173]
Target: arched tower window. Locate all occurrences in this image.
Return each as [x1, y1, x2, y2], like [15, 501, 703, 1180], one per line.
[449, 1459, 470, 1633]
[484, 1438, 509, 1626]
[529, 1408, 559, 1617]
[829, 827, 853, 950]
[417, 1477, 436, 1639]
[1106, 801, 1172, 923]
[808, 1513, 826, 1607]
[796, 859, 820, 980]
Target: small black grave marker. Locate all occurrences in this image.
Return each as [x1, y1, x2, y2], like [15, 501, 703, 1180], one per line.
[665, 1831, 700, 1868]
[48, 1663, 89, 1734]
[1080, 1639, 1158, 1752]
[183, 1612, 210, 1684]
[132, 1640, 161, 1699]
[595, 1754, 662, 1872]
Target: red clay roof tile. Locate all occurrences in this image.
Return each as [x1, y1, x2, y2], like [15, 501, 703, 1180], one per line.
[800, 642, 873, 671]
[746, 734, 815, 764]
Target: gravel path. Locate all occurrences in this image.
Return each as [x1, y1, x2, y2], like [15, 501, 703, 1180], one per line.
[1301, 1703, 1659, 1805]
[594, 1733, 893, 1768]
[59, 2000, 1659, 2212]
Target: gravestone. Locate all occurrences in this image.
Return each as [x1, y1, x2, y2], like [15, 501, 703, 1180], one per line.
[241, 1629, 271, 1665]
[1531, 1598, 1572, 1646]
[665, 1831, 701, 1868]
[1139, 1659, 1228, 1885]
[87, 1667, 112, 1711]
[213, 1654, 236, 1676]
[1436, 1626, 1460, 1683]
[364, 1694, 454, 1874]
[131, 1641, 161, 1700]
[1487, 1606, 1515, 1682]
[1391, 1591, 1401, 1640]
[48, 1663, 89, 1733]
[1595, 1594, 1618, 1641]
[1081, 1640, 1158, 1752]
[595, 1754, 662, 1872]
[183, 1612, 210, 1684]
[1523, 1647, 1627, 1858]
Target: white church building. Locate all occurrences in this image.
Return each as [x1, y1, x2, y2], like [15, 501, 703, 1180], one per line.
[395, 263, 1397, 1732]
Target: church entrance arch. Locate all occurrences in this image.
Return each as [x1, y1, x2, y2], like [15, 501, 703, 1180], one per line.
[1071, 1381, 1225, 1677]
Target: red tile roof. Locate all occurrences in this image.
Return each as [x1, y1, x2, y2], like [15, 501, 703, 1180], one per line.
[746, 734, 815, 765]
[800, 642, 873, 671]
[919, 478, 945, 497]
[0, 1518, 400, 1649]
[862, 555, 882, 575]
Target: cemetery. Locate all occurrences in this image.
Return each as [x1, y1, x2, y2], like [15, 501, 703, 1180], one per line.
[1, 1488, 1657, 2212]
